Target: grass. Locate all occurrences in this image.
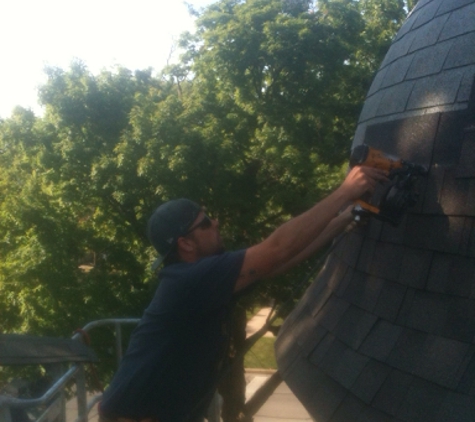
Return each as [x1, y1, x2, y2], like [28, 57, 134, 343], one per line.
[244, 337, 277, 370]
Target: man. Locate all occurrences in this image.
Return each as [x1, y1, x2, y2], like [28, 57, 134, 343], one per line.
[99, 166, 386, 422]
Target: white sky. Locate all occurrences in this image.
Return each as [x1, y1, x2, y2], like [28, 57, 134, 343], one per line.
[0, 0, 215, 119]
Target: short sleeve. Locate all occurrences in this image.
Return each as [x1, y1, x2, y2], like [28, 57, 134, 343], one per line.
[188, 250, 245, 309]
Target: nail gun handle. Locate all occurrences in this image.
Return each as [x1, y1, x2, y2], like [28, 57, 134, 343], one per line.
[354, 199, 380, 215]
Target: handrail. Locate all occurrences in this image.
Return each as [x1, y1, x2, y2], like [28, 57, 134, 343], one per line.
[0, 366, 79, 409]
[0, 318, 140, 422]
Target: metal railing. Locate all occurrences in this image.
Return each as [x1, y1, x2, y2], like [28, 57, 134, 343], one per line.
[1, 317, 278, 422]
[0, 319, 140, 422]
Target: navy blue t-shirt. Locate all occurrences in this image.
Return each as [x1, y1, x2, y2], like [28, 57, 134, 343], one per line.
[100, 250, 245, 422]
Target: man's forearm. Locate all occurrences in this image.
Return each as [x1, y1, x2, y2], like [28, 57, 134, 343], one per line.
[266, 208, 354, 278]
[262, 187, 350, 265]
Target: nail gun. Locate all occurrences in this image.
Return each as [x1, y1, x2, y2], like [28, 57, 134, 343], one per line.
[349, 144, 427, 226]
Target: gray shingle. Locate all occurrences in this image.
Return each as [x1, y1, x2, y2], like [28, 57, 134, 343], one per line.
[396, 287, 416, 326]
[350, 360, 392, 404]
[286, 358, 349, 422]
[432, 110, 466, 167]
[398, 247, 433, 289]
[274, 333, 302, 377]
[409, 14, 450, 52]
[388, 330, 471, 388]
[359, 319, 403, 361]
[374, 280, 407, 323]
[439, 170, 471, 215]
[356, 237, 377, 273]
[283, 360, 341, 421]
[372, 369, 413, 416]
[467, 220, 475, 259]
[405, 215, 466, 253]
[299, 325, 328, 358]
[444, 32, 475, 69]
[416, 0, 436, 8]
[387, 328, 429, 372]
[359, 91, 385, 122]
[368, 242, 405, 282]
[305, 284, 332, 318]
[329, 394, 366, 422]
[340, 231, 364, 268]
[380, 55, 415, 89]
[308, 374, 348, 422]
[457, 347, 475, 393]
[436, 391, 475, 422]
[341, 271, 384, 312]
[459, 218, 474, 256]
[397, 378, 448, 421]
[381, 31, 417, 68]
[456, 127, 475, 179]
[406, 40, 453, 79]
[465, 180, 475, 217]
[445, 216, 468, 253]
[445, 256, 475, 297]
[426, 252, 451, 293]
[367, 66, 389, 97]
[380, 216, 407, 244]
[309, 332, 337, 367]
[316, 295, 350, 331]
[456, 66, 475, 102]
[356, 407, 393, 422]
[366, 218, 383, 241]
[335, 265, 355, 297]
[407, 68, 465, 110]
[412, 0, 443, 29]
[404, 290, 450, 334]
[319, 339, 369, 390]
[421, 166, 445, 214]
[278, 289, 309, 331]
[377, 81, 416, 116]
[333, 305, 378, 349]
[439, 2, 475, 41]
[436, 0, 475, 16]
[324, 256, 351, 293]
[444, 298, 475, 343]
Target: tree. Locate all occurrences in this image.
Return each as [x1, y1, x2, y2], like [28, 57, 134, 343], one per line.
[0, 0, 411, 333]
[174, 0, 408, 303]
[0, 0, 410, 393]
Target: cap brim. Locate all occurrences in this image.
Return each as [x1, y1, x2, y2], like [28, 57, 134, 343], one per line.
[151, 255, 166, 272]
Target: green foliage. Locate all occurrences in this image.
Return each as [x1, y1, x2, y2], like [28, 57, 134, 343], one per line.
[0, 0, 409, 383]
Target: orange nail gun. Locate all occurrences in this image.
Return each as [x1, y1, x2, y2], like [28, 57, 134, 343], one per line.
[349, 144, 427, 226]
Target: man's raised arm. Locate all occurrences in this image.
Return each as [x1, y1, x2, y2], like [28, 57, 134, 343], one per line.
[234, 166, 387, 292]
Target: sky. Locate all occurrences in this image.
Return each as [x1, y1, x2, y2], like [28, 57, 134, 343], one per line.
[0, 0, 215, 119]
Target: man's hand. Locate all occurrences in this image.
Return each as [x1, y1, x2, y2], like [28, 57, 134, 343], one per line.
[338, 165, 389, 201]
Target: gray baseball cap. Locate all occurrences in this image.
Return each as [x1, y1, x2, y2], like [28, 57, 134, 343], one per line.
[147, 198, 201, 270]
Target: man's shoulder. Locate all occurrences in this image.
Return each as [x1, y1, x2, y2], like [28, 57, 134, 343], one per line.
[159, 250, 245, 294]
[163, 249, 246, 275]
[200, 249, 246, 265]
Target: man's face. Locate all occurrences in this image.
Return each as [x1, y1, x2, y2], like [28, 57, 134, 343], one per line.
[186, 211, 225, 258]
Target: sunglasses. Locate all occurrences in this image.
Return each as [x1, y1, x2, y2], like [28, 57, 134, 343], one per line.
[185, 215, 212, 235]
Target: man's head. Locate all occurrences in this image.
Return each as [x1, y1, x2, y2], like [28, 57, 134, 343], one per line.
[147, 198, 223, 269]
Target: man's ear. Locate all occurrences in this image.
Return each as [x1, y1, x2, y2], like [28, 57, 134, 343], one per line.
[177, 236, 194, 253]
